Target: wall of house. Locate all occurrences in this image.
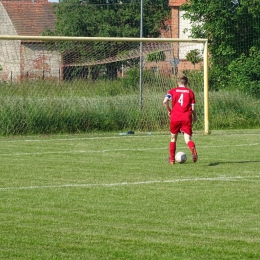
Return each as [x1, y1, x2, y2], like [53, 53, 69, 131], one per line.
[0, 3, 20, 82]
[168, 0, 203, 73]
[20, 43, 62, 81]
[0, 0, 58, 82]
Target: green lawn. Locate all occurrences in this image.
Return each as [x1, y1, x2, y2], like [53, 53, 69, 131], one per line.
[0, 129, 260, 259]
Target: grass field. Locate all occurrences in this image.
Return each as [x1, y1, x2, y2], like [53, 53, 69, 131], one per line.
[0, 129, 260, 259]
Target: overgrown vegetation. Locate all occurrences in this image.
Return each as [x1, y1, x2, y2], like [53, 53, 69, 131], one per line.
[0, 69, 259, 135]
[185, 49, 203, 69]
[181, 0, 260, 97]
[228, 47, 260, 98]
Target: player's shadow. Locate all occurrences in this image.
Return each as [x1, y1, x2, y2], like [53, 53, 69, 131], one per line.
[208, 160, 260, 166]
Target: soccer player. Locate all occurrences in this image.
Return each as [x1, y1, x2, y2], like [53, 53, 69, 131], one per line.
[163, 75, 198, 164]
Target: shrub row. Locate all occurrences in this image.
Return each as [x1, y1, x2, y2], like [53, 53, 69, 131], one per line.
[0, 71, 259, 135]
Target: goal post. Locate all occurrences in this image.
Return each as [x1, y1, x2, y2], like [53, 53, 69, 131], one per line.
[0, 35, 209, 135]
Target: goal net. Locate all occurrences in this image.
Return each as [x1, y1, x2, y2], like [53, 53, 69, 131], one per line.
[0, 36, 208, 135]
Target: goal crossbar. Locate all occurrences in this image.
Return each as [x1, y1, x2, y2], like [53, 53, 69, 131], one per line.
[0, 35, 207, 43]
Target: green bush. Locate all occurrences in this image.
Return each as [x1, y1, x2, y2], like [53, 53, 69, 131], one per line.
[121, 68, 139, 90]
[0, 79, 259, 135]
[228, 47, 260, 98]
[208, 90, 260, 129]
[208, 65, 227, 91]
[182, 70, 204, 92]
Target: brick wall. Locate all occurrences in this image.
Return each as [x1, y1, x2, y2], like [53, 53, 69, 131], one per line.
[168, 0, 202, 73]
[168, 0, 186, 7]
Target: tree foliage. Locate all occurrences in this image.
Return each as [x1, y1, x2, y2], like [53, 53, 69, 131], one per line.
[186, 49, 202, 69]
[45, 0, 170, 80]
[146, 51, 166, 63]
[228, 47, 260, 98]
[50, 0, 170, 38]
[181, 0, 260, 91]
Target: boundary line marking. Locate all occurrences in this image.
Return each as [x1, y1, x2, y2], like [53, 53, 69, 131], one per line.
[0, 135, 158, 143]
[0, 143, 258, 156]
[0, 132, 259, 143]
[0, 176, 259, 191]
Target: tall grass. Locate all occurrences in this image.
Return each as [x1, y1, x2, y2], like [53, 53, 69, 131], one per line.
[0, 79, 259, 135]
[209, 90, 260, 129]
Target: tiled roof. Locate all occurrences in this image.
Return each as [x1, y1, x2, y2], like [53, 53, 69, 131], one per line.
[1, 1, 56, 36]
[1, 0, 49, 2]
[168, 0, 186, 7]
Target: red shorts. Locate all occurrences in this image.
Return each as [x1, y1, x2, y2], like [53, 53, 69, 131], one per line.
[170, 120, 192, 136]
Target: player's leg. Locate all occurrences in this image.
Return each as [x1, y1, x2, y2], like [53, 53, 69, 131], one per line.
[168, 121, 180, 164]
[183, 133, 198, 162]
[168, 132, 178, 164]
[182, 121, 198, 162]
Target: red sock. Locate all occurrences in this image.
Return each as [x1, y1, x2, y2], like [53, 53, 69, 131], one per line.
[187, 141, 195, 151]
[169, 142, 176, 161]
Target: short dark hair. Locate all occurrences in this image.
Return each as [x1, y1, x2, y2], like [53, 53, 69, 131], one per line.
[179, 76, 188, 85]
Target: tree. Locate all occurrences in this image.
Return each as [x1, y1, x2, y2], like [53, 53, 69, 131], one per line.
[186, 49, 202, 69]
[51, 0, 170, 38]
[228, 47, 260, 98]
[146, 51, 166, 74]
[181, 0, 260, 88]
[45, 0, 170, 80]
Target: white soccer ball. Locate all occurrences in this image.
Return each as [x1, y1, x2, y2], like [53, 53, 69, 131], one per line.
[175, 151, 187, 163]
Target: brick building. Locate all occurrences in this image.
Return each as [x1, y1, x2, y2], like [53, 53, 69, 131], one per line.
[147, 0, 202, 76]
[168, 0, 203, 72]
[0, 0, 60, 82]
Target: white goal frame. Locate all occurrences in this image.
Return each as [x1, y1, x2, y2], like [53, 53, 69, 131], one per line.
[0, 35, 209, 134]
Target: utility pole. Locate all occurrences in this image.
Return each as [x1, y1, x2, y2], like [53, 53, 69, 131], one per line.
[139, 0, 143, 110]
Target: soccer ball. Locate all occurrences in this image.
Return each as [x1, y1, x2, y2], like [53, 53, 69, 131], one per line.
[175, 151, 187, 163]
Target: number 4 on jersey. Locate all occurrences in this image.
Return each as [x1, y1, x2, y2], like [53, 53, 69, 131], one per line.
[178, 93, 184, 106]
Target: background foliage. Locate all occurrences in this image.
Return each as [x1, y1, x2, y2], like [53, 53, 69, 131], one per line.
[181, 0, 260, 97]
[0, 76, 259, 135]
[48, 0, 170, 38]
[44, 0, 170, 80]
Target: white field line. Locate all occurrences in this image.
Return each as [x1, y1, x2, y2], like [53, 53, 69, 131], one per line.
[0, 143, 258, 157]
[0, 176, 260, 192]
[0, 135, 158, 143]
[0, 132, 259, 143]
[0, 147, 164, 156]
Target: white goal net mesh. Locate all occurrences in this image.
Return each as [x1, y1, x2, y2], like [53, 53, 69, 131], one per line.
[0, 37, 206, 135]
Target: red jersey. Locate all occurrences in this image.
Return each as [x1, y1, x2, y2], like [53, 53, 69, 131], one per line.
[166, 86, 195, 121]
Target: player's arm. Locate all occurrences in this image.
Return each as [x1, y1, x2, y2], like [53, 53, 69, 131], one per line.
[191, 104, 197, 122]
[163, 95, 171, 115]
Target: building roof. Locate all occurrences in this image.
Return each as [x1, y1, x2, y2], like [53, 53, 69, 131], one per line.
[168, 0, 186, 7]
[1, 0, 56, 36]
[1, 0, 49, 2]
